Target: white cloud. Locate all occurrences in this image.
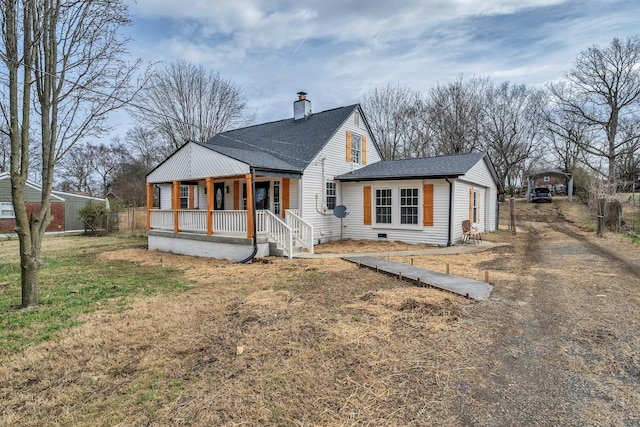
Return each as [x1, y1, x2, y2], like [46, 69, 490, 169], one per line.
[121, 0, 639, 125]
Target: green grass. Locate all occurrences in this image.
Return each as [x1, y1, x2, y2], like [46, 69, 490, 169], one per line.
[0, 236, 191, 356]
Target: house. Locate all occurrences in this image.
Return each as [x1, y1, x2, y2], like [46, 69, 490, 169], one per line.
[0, 172, 108, 234]
[145, 93, 503, 261]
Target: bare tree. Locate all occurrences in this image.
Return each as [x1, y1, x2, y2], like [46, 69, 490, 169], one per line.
[0, 133, 8, 173]
[109, 159, 149, 207]
[132, 60, 254, 148]
[125, 125, 173, 169]
[360, 83, 429, 160]
[0, 0, 140, 307]
[58, 143, 97, 194]
[543, 104, 592, 175]
[87, 141, 130, 197]
[427, 76, 488, 156]
[549, 36, 640, 191]
[482, 82, 546, 194]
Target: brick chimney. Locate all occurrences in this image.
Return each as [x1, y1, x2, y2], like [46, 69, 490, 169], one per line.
[294, 91, 311, 120]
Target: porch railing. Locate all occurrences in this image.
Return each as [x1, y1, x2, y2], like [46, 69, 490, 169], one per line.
[149, 209, 310, 258]
[178, 210, 207, 233]
[213, 210, 247, 235]
[285, 209, 314, 253]
[149, 210, 174, 231]
[256, 210, 293, 259]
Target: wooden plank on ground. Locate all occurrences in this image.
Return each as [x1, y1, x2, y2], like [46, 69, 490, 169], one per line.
[344, 255, 493, 301]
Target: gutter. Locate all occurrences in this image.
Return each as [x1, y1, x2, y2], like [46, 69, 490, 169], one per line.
[445, 177, 453, 247]
[238, 167, 258, 264]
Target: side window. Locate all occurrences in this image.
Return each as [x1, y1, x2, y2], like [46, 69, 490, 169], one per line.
[472, 190, 479, 223]
[274, 180, 281, 215]
[326, 181, 337, 210]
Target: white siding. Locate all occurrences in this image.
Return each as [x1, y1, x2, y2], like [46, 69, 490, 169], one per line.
[457, 158, 499, 235]
[288, 178, 299, 211]
[339, 179, 451, 246]
[300, 108, 382, 243]
[147, 142, 249, 183]
[159, 184, 172, 210]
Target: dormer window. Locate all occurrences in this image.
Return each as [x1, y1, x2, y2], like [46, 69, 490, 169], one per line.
[346, 131, 367, 165]
[351, 134, 362, 164]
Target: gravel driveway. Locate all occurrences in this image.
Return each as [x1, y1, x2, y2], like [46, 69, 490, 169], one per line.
[452, 205, 640, 426]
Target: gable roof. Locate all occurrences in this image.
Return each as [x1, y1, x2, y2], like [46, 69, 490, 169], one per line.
[201, 104, 360, 173]
[0, 172, 66, 202]
[336, 152, 503, 190]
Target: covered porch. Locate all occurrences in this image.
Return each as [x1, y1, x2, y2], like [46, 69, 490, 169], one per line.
[145, 177, 314, 260]
[145, 142, 313, 261]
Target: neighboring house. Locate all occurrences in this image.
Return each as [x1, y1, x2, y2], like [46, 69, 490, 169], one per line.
[523, 170, 574, 201]
[0, 172, 107, 234]
[145, 93, 503, 261]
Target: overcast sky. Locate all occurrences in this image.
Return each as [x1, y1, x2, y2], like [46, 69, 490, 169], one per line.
[121, 0, 639, 129]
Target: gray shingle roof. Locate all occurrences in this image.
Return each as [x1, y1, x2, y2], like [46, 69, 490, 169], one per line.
[336, 152, 494, 181]
[201, 104, 359, 172]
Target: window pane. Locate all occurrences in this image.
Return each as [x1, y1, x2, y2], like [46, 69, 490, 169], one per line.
[0, 202, 15, 218]
[400, 188, 419, 224]
[274, 181, 280, 214]
[326, 181, 336, 210]
[351, 134, 362, 164]
[375, 189, 392, 224]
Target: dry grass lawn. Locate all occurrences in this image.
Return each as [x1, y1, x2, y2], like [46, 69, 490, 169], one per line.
[1, 197, 638, 426]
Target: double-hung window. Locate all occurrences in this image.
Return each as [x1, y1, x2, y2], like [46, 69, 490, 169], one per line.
[400, 188, 419, 224]
[326, 181, 337, 210]
[179, 185, 189, 209]
[375, 189, 392, 224]
[0, 202, 15, 218]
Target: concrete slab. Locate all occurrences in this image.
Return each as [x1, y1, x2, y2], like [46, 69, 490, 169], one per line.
[344, 255, 493, 301]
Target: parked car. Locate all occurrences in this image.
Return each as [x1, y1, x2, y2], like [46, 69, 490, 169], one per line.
[531, 187, 552, 203]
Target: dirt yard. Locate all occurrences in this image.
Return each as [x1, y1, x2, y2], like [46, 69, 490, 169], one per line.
[1, 199, 639, 426]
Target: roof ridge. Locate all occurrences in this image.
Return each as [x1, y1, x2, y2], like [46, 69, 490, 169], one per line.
[221, 104, 358, 135]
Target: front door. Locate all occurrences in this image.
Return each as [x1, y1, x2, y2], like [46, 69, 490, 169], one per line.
[214, 182, 225, 210]
[255, 182, 270, 210]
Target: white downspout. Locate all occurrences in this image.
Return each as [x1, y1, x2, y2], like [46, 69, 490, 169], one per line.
[316, 157, 332, 216]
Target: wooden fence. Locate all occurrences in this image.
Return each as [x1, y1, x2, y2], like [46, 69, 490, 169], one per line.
[117, 207, 147, 232]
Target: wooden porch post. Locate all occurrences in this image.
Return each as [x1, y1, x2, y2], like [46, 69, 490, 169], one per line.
[206, 177, 214, 235]
[146, 182, 153, 230]
[172, 180, 180, 233]
[188, 185, 194, 209]
[246, 173, 254, 238]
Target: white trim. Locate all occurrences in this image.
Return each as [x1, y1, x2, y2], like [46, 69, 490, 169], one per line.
[371, 182, 424, 231]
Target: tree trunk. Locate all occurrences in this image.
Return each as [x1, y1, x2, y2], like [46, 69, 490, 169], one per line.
[20, 242, 41, 307]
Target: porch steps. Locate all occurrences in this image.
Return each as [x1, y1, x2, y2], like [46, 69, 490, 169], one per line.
[269, 239, 305, 258]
